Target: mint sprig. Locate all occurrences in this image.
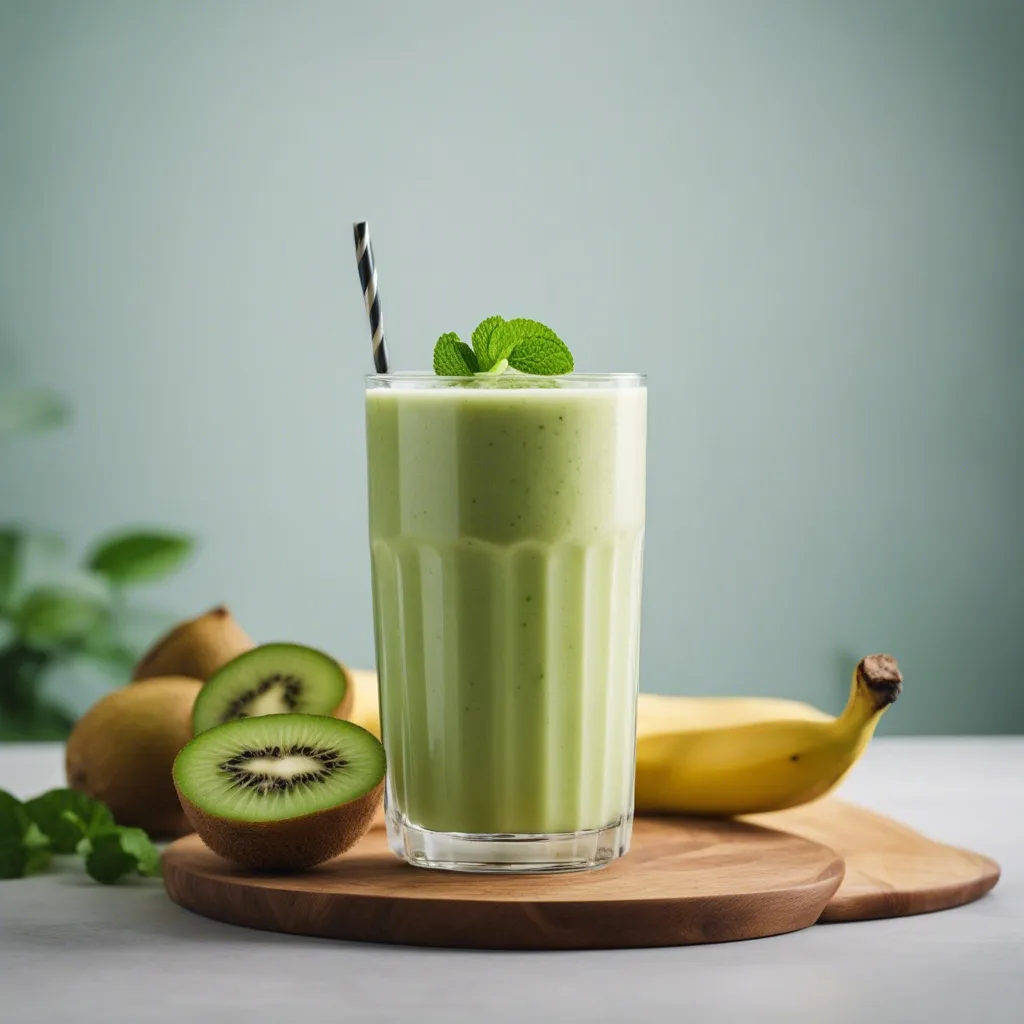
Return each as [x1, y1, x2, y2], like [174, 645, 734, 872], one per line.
[433, 316, 573, 377]
[0, 788, 160, 884]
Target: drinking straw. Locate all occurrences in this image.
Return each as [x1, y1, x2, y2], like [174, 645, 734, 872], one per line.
[353, 221, 390, 374]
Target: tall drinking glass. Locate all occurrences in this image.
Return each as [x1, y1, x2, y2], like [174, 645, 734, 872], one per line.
[366, 373, 646, 872]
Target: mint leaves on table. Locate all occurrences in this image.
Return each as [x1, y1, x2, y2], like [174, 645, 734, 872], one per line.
[0, 790, 51, 878]
[81, 826, 161, 884]
[0, 787, 160, 884]
[24, 787, 114, 853]
[432, 316, 574, 377]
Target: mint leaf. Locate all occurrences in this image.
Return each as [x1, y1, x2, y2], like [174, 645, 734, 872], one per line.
[84, 826, 161, 884]
[116, 827, 161, 877]
[0, 790, 51, 879]
[23, 823, 52, 874]
[433, 333, 479, 376]
[0, 790, 30, 879]
[0, 790, 30, 835]
[84, 832, 137, 884]
[471, 315, 504, 369]
[487, 320, 527, 368]
[506, 319, 574, 375]
[25, 789, 114, 853]
[87, 531, 194, 585]
[0, 837, 30, 879]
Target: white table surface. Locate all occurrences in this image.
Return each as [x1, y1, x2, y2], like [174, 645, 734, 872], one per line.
[0, 738, 1021, 1024]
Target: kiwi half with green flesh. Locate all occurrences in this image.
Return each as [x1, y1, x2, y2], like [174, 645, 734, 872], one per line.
[173, 713, 385, 869]
[192, 643, 353, 735]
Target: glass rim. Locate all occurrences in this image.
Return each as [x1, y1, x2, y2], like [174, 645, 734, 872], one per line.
[366, 372, 646, 389]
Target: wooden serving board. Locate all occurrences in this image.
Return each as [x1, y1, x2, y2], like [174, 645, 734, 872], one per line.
[163, 816, 844, 949]
[162, 800, 999, 949]
[748, 800, 1000, 922]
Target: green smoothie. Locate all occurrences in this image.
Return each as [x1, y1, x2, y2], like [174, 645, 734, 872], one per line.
[366, 376, 646, 843]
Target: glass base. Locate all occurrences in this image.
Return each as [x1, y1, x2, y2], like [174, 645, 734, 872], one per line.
[386, 805, 632, 873]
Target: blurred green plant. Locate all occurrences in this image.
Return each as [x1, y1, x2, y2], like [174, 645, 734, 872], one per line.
[0, 384, 195, 740]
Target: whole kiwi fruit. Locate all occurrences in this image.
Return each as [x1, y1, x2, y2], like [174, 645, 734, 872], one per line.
[66, 677, 202, 837]
[133, 605, 254, 682]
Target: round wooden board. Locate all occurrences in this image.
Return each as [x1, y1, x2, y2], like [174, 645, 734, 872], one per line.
[747, 800, 1001, 922]
[162, 816, 843, 949]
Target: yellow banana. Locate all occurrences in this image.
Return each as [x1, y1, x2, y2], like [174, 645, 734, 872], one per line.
[637, 693, 831, 736]
[345, 667, 381, 739]
[634, 654, 902, 816]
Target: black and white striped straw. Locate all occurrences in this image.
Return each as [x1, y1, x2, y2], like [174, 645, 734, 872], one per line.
[353, 221, 390, 374]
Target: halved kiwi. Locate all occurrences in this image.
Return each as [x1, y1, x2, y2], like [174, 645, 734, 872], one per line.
[192, 643, 353, 735]
[173, 714, 385, 870]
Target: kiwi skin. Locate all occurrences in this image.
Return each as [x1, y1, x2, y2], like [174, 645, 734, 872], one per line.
[176, 779, 384, 870]
[133, 605, 254, 682]
[66, 677, 202, 837]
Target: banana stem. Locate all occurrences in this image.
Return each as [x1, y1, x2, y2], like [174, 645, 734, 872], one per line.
[839, 654, 903, 731]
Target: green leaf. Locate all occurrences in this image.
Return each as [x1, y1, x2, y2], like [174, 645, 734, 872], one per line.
[0, 837, 29, 879]
[486, 320, 526, 368]
[432, 333, 479, 376]
[22, 822, 52, 874]
[24, 789, 114, 853]
[0, 529, 19, 611]
[471, 315, 504, 369]
[0, 790, 51, 879]
[13, 586, 107, 647]
[86, 531, 194, 585]
[84, 826, 160, 884]
[0, 789, 29, 838]
[0, 389, 70, 439]
[116, 826, 161, 877]
[506, 321, 575, 375]
[84, 832, 137, 884]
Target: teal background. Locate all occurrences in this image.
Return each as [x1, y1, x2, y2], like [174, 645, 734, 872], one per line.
[1, 0, 1021, 733]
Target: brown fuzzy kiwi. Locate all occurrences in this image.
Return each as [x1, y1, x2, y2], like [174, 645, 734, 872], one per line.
[66, 677, 202, 837]
[133, 605, 254, 682]
[177, 780, 384, 870]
